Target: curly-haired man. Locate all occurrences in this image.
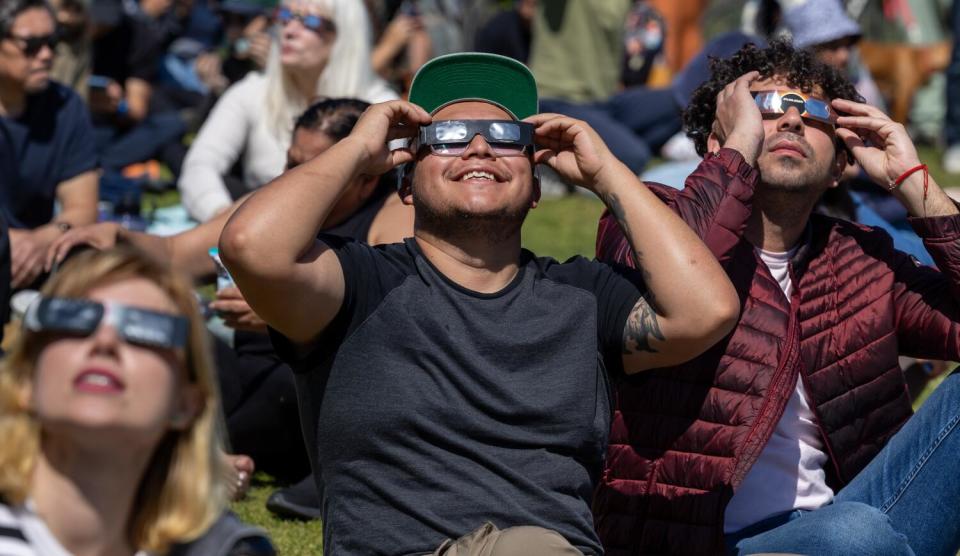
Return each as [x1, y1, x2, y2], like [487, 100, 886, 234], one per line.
[595, 40, 960, 555]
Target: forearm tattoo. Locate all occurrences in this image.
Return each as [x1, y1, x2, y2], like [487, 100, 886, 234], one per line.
[624, 293, 665, 354]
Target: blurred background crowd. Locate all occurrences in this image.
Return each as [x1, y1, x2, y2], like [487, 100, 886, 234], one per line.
[2, 0, 960, 552]
[8, 0, 960, 263]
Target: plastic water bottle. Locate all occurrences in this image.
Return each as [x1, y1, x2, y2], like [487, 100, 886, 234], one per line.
[208, 247, 235, 291]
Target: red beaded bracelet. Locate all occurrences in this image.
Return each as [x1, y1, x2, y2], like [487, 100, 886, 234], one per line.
[887, 163, 928, 201]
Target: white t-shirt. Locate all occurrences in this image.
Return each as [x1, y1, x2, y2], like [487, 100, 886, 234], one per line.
[723, 247, 835, 533]
[0, 501, 149, 556]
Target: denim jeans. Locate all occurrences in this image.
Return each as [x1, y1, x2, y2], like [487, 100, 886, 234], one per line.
[540, 87, 682, 174]
[727, 370, 960, 555]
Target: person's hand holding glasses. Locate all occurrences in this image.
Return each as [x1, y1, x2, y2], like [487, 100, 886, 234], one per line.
[4, 31, 59, 57]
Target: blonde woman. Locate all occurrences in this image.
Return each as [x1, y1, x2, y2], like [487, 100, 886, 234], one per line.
[178, 0, 397, 222]
[0, 246, 256, 555]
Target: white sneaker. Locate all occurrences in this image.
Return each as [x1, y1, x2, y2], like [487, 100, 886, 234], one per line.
[943, 144, 960, 174]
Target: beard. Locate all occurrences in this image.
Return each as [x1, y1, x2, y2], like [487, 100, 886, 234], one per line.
[413, 187, 531, 244]
[757, 132, 836, 193]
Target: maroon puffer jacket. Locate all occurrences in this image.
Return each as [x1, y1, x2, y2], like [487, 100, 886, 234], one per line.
[593, 149, 960, 554]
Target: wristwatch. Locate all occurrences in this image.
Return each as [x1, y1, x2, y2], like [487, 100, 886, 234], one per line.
[55, 221, 72, 233]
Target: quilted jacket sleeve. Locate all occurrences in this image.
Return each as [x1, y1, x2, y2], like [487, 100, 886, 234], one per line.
[595, 148, 758, 268]
[892, 212, 960, 360]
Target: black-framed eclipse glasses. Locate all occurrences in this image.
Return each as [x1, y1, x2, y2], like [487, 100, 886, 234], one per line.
[4, 32, 59, 57]
[418, 120, 535, 157]
[24, 296, 189, 350]
[752, 90, 838, 125]
[275, 6, 336, 33]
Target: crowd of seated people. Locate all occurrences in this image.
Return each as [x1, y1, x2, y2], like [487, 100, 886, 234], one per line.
[1, 0, 960, 554]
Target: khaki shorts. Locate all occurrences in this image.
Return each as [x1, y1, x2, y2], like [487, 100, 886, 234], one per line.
[431, 522, 585, 556]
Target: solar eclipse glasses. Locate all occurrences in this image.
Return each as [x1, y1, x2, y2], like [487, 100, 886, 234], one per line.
[752, 90, 838, 125]
[25, 296, 189, 350]
[418, 120, 535, 156]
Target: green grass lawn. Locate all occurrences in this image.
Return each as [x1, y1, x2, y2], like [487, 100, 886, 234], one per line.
[522, 194, 606, 260]
[232, 475, 324, 554]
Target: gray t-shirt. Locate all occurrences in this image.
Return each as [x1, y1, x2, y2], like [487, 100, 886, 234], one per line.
[271, 236, 644, 555]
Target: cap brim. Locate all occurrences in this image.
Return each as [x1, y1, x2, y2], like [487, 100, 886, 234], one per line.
[409, 53, 538, 120]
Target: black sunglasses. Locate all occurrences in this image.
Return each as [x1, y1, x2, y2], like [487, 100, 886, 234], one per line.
[4, 32, 59, 57]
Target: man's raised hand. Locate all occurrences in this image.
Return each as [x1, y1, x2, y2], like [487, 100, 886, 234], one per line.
[344, 100, 432, 177]
[833, 98, 958, 216]
[712, 71, 763, 165]
[832, 98, 921, 187]
[525, 113, 623, 192]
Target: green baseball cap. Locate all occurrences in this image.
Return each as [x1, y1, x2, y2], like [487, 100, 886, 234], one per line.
[408, 53, 539, 120]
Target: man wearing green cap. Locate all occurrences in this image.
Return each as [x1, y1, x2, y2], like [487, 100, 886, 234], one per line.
[220, 52, 739, 553]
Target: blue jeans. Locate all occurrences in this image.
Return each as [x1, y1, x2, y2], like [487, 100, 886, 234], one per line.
[727, 370, 960, 556]
[540, 87, 681, 174]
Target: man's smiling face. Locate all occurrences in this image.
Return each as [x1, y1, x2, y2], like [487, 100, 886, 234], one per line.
[409, 101, 538, 232]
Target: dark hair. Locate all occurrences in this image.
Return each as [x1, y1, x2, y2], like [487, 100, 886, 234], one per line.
[294, 98, 371, 141]
[0, 0, 54, 37]
[683, 39, 863, 157]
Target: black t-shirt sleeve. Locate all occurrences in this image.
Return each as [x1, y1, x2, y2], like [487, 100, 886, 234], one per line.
[269, 235, 407, 373]
[60, 90, 98, 181]
[591, 261, 646, 373]
[551, 256, 645, 375]
[127, 18, 163, 82]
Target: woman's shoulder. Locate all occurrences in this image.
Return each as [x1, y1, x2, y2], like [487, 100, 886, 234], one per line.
[221, 72, 269, 103]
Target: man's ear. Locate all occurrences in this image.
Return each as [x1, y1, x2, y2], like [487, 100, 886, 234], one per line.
[829, 142, 849, 190]
[398, 162, 414, 206]
[530, 167, 541, 209]
[706, 121, 724, 154]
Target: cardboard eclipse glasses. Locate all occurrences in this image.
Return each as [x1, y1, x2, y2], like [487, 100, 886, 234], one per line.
[752, 90, 838, 125]
[25, 296, 189, 350]
[418, 120, 535, 156]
